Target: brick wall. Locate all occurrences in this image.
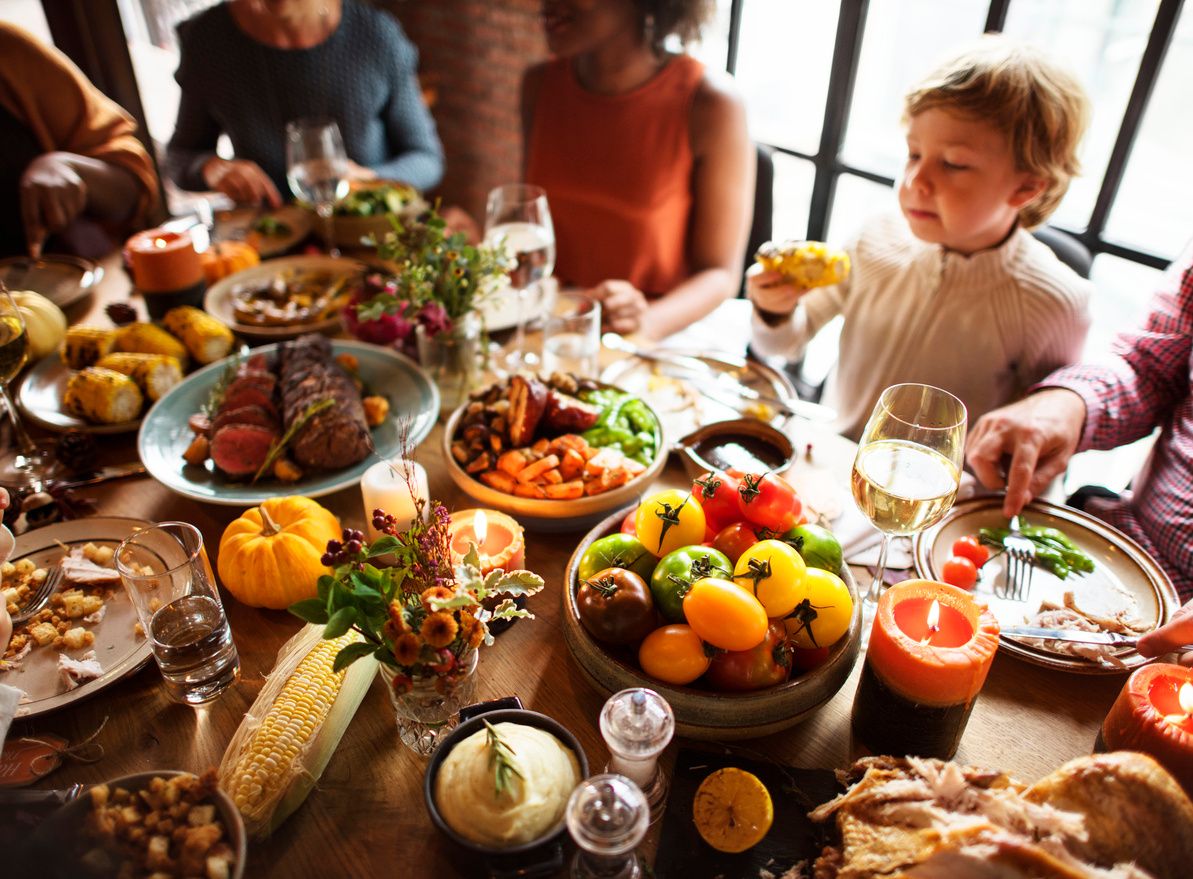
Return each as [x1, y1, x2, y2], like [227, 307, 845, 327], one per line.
[380, 0, 548, 222]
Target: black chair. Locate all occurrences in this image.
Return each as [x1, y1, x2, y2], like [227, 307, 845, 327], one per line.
[740, 143, 775, 295]
[1032, 225, 1092, 279]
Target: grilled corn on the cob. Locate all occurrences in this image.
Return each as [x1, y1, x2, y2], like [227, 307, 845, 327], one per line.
[96, 352, 183, 401]
[63, 366, 143, 424]
[163, 306, 234, 365]
[755, 240, 850, 289]
[114, 321, 190, 367]
[61, 327, 116, 369]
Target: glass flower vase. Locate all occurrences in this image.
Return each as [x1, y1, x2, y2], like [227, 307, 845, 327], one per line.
[415, 311, 483, 416]
[378, 649, 479, 756]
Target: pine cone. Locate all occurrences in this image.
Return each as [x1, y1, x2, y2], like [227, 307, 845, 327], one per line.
[55, 430, 98, 474]
[105, 301, 138, 326]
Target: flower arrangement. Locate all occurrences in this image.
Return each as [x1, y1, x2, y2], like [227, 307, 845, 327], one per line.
[342, 206, 510, 358]
[289, 498, 543, 695]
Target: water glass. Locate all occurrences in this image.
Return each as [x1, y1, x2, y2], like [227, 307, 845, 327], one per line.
[542, 295, 601, 378]
[116, 522, 240, 705]
[285, 118, 349, 256]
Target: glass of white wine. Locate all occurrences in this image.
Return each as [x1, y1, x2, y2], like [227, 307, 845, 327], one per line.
[285, 118, 350, 257]
[851, 383, 967, 640]
[0, 285, 48, 481]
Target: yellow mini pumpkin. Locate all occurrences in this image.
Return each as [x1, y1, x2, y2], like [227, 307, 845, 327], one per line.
[200, 240, 260, 284]
[218, 496, 340, 609]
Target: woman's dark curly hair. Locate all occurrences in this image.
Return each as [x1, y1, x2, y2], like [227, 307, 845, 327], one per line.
[634, 0, 715, 50]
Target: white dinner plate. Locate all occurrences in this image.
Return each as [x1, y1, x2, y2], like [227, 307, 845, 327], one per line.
[17, 355, 141, 435]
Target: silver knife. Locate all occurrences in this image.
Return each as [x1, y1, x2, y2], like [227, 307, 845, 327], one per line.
[54, 462, 147, 491]
[1000, 625, 1193, 652]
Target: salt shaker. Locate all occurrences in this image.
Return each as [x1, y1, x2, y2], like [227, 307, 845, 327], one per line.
[566, 773, 649, 879]
[599, 688, 674, 818]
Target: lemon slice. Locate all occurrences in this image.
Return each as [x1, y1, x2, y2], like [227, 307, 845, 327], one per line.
[692, 767, 774, 853]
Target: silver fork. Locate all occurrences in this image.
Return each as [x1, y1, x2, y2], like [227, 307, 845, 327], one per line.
[11, 564, 64, 625]
[999, 514, 1036, 602]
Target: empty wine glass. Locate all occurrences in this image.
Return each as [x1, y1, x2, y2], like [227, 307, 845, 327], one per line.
[851, 384, 967, 642]
[285, 118, 349, 256]
[0, 284, 49, 483]
[483, 184, 555, 372]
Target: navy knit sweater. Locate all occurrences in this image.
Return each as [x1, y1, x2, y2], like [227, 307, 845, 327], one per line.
[165, 0, 444, 195]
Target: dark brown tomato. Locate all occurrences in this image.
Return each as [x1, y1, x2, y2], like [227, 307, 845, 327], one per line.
[576, 567, 656, 648]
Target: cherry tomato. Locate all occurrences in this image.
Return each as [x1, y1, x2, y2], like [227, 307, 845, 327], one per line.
[712, 522, 760, 565]
[782, 568, 853, 649]
[683, 577, 769, 652]
[736, 472, 802, 532]
[951, 535, 989, 567]
[705, 622, 792, 692]
[620, 508, 637, 536]
[650, 546, 733, 623]
[733, 539, 807, 618]
[692, 471, 742, 533]
[638, 624, 711, 685]
[941, 555, 978, 590]
[790, 645, 830, 673]
[636, 490, 706, 557]
[576, 567, 657, 647]
[577, 534, 656, 583]
[782, 523, 843, 573]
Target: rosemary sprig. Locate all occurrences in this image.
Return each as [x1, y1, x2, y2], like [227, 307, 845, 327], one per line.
[484, 720, 523, 798]
[251, 398, 334, 483]
[201, 356, 243, 419]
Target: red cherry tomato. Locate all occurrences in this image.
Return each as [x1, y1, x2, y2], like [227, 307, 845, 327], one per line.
[692, 471, 742, 533]
[711, 522, 760, 565]
[941, 556, 978, 590]
[736, 472, 802, 532]
[620, 508, 637, 536]
[790, 645, 830, 673]
[951, 535, 989, 566]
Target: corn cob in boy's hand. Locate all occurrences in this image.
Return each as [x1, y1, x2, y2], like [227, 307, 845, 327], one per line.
[755, 240, 850, 289]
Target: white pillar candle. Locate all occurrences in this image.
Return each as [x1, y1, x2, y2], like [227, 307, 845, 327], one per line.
[361, 459, 429, 540]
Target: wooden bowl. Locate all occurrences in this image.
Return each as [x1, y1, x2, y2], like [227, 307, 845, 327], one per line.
[441, 387, 668, 533]
[562, 508, 862, 740]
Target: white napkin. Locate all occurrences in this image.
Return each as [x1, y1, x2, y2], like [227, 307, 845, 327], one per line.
[0, 684, 21, 753]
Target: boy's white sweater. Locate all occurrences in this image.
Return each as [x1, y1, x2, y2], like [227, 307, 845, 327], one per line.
[751, 213, 1092, 440]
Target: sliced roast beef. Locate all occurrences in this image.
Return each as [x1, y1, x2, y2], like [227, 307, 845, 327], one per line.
[225, 371, 277, 398]
[220, 386, 278, 416]
[279, 334, 372, 470]
[212, 404, 280, 433]
[209, 424, 278, 477]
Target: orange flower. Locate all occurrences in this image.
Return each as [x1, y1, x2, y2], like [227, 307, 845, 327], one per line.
[420, 586, 455, 612]
[421, 612, 459, 649]
[467, 618, 485, 649]
[387, 600, 410, 633]
[393, 633, 422, 666]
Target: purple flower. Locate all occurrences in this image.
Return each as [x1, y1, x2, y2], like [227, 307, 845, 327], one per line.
[417, 301, 452, 337]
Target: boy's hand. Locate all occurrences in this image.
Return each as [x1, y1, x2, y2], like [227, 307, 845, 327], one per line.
[746, 263, 809, 316]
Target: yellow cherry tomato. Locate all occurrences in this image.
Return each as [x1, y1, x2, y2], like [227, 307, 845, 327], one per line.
[638, 624, 711, 685]
[682, 577, 768, 652]
[733, 539, 807, 618]
[635, 490, 706, 557]
[782, 567, 853, 649]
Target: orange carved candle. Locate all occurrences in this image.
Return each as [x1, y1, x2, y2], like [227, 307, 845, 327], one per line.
[1100, 663, 1193, 796]
[852, 579, 1000, 758]
[448, 509, 525, 576]
[126, 229, 204, 292]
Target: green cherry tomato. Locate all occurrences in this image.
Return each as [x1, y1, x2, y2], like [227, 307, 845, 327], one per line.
[635, 489, 706, 557]
[782, 567, 853, 649]
[649, 545, 734, 623]
[782, 523, 843, 573]
[733, 539, 807, 618]
[578, 533, 657, 583]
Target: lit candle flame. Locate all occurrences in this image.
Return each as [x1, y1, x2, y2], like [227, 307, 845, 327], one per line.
[473, 509, 488, 546]
[1163, 682, 1193, 726]
[153, 237, 167, 248]
[919, 600, 942, 646]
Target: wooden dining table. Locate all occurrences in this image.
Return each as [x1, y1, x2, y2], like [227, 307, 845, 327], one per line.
[7, 251, 1129, 878]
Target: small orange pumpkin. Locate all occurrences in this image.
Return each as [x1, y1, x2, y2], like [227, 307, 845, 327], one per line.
[200, 240, 260, 284]
[218, 496, 340, 609]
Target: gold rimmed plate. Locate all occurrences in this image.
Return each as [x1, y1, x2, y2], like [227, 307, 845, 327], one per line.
[913, 496, 1179, 674]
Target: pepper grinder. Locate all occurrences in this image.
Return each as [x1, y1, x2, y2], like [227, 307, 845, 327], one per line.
[599, 688, 674, 820]
[566, 773, 649, 879]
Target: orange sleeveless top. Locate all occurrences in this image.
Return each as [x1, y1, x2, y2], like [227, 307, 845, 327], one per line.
[526, 55, 703, 296]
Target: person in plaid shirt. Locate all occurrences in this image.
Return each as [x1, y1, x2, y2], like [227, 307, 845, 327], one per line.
[968, 240, 1192, 626]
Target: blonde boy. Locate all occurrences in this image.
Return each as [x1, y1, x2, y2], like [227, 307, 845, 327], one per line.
[749, 37, 1093, 440]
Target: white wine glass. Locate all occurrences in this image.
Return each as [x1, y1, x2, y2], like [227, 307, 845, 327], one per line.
[285, 118, 350, 257]
[0, 285, 48, 482]
[851, 383, 967, 641]
[483, 184, 555, 372]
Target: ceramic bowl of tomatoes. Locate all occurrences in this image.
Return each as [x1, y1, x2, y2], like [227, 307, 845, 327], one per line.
[562, 473, 862, 741]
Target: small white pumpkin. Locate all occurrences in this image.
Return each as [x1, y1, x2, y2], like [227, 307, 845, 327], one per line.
[10, 290, 67, 360]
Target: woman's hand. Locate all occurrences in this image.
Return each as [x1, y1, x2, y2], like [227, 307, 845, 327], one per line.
[20, 152, 89, 257]
[202, 157, 282, 207]
[1137, 601, 1193, 667]
[745, 263, 809, 316]
[585, 280, 649, 335]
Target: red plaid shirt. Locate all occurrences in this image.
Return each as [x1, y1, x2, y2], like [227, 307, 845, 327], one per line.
[1042, 241, 1193, 599]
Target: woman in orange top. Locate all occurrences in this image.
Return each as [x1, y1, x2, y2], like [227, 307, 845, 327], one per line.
[524, 0, 753, 340]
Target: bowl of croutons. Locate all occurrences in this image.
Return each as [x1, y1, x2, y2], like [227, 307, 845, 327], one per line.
[442, 372, 667, 532]
[26, 769, 245, 879]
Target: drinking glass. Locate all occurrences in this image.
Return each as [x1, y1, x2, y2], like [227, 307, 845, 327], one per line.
[483, 183, 555, 372]
[285, 118, 349, 256]
[542, 294, 600, 378]
[850, 384, 967, 642]
[0, 284, 49, 482]
[115, 522, 240, 705]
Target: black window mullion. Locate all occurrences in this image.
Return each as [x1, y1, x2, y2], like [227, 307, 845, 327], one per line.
[725, 0, 745, 75]
[984, 0, 1012, 33]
